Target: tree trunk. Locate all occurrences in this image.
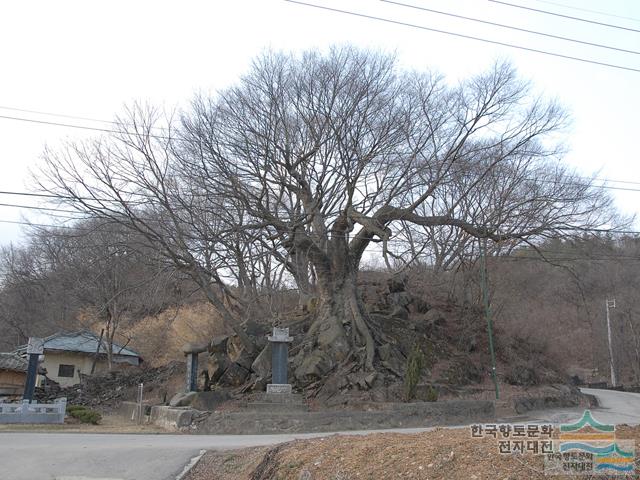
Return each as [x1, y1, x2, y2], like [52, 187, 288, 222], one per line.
[294, 250, 375, 385]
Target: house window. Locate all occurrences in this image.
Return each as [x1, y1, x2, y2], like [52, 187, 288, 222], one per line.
[58, 364, 75, 378]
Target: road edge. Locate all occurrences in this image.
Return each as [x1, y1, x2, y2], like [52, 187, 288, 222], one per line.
[175, 449, 206, 480]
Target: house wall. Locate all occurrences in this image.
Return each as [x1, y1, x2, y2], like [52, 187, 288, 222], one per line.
[39, 351, 108, 387]
[38, 351, 140, 387]
[0, 370, 26, 396]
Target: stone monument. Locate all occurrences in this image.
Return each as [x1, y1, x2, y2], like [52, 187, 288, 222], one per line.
[266, 327, 293, 394]
[182, 342, 208, 392]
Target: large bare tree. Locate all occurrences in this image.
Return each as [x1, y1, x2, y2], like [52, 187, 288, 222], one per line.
[37, 47, 616, 385]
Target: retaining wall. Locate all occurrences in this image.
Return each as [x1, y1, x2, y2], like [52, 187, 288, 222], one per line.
[195, 399, 495, 434]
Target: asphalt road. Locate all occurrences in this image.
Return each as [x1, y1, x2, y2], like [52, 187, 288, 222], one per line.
[1, 388, 638, 480]
[511, 387, 640, 426]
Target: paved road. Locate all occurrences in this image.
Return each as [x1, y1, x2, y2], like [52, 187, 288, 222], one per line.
[0, 431, 328, 480]
[514, 388, 640, 426]
[1, 388, 638, 480]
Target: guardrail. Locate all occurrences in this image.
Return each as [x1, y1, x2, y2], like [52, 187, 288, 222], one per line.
[0, 397, 66, 424]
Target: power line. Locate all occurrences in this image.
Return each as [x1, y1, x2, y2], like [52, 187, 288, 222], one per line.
[534, 179, 640, 193]
[0, 189, 143, 205]
[0, 106, 119, 126]
[530, 0, 640, 24]
[2, 210, 640, 264]
[1, 99, 640, 191]
[0, 202, 79, 215]
[0, 219, 75, 230]
[382, 0, 640, 55]
[1, 168, 640, 218]
[587, 177, 640, 187]
[488, 0, 640, 33]
[0, 105, 170, 132]
[2, 211, 640, 264]
[5, 111, 640, 194]
[0, 114, 174, 141]
[283, 1, 640, 73]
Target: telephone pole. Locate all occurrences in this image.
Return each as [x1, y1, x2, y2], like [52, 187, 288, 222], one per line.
[480, 238, 499, 400]
[605, 298, 617, 387]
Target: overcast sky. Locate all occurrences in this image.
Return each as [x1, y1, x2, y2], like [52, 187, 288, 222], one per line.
[1, 0, 638, 245]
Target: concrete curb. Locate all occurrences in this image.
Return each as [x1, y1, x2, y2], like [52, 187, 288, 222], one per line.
[175, 449, 206, 480]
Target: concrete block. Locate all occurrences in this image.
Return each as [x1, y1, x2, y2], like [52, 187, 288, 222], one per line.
[149, 406, 197, 430]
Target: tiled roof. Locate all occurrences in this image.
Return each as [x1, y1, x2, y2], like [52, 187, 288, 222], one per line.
[0, 352, 29, 372]
[15, 331, 141, 358]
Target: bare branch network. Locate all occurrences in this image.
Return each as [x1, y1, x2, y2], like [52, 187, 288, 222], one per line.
[35, 47, 622, 380]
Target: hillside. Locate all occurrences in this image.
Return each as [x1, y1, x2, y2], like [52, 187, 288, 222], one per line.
[4, 235, 640, 404]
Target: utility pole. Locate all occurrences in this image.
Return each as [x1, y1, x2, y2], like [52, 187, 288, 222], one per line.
[23, 337, 43, 403]
[480, 238, 499, 400]
[606, 298, 617, 387]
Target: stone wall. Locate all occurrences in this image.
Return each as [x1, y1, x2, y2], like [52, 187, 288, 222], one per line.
[194, 399, 495, 434]
[0, 398, 66, 424]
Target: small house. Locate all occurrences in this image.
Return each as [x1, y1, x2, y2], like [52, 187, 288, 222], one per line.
[0, 353, 30, 398]
[15, 331, 143, 387]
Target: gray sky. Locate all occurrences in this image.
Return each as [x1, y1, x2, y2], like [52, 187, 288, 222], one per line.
[1, 0, 638, 245]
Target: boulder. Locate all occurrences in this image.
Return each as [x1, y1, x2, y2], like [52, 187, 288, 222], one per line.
[189, 390, 231, 411]
[390, 305, 409, 320]
[388, 292, 411, 308]
[294, 349, 334, 385]
[244, 319, 269, 338]
[169, 391, 197, 407]
[207, 352, 230, 384]
[227, 335, 254, 370]
[347, 372, 376, 391]
[378, 344, 405, 377]
[209, 335, 229, 354]
[218, 362, 250, 387]
[251, 343, 272, 380]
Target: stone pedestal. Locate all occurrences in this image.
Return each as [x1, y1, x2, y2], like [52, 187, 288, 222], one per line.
[266, 327, 293, 394]
[266, 383, 292, 394]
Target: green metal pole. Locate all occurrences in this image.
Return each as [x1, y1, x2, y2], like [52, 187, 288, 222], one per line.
[480, 238, 500, 400]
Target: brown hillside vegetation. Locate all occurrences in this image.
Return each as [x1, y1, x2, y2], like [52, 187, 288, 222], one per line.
[122, 303, 229, 367]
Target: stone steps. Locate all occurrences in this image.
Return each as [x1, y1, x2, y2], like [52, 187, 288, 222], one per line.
[244, 392, 308, 412]
[245, 401, 309, 413]
[252, 392, 304, 404]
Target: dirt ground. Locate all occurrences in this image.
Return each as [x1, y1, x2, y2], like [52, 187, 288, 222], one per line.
[185, 425, 640, 480]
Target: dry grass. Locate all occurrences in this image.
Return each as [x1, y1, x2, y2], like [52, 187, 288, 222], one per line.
[0, 414, 170, 434]
[186, 425, 640, 480]
[123, 303, 229, 367]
